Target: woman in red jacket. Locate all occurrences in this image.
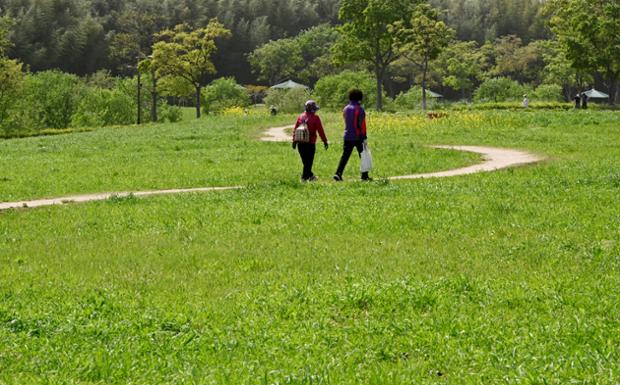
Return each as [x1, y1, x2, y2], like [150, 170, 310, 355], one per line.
[292, 100, 329, 182]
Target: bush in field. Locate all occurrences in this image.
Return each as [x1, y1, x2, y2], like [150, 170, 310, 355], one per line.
[158, 103, 183, 123]
[0, 58, 24, 135]
[314, 71, 376, 109]
[23, 70, 86, 129]
[533, 84, 564, 102]
[394, 86, 437, 111]
[474, 77, 526, 102]
[202, 78, 250, 114]
[263, 87, 310, 114]
[71, 88, 135, 128]
[84, 70, 119, 89]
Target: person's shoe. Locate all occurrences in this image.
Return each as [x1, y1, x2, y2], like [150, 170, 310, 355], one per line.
[308, 175, 319, 182]
[333, 174, 343, 182]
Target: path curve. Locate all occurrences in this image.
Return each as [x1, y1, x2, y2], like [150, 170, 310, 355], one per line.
[0, 125, 543, 211]
[261, 125, 544, 180]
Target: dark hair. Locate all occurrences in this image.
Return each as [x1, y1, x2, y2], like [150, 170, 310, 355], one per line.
[348, 89, 363, 102]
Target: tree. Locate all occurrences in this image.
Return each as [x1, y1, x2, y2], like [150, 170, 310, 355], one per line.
[392, 4, 454, 110]
[0, 58, 24, 128]
[539, 40, 592, 101]
[248, 38, 303, 85]
[248, 24, 341, 87]
[487, 36, 546, 85]
[547, 0, 620, 104]
[151, 20, 231, 118]
[474, 77, 525, 102]
[435, 41, 485, 100]
[334, 0, 419, 110]
[202, 77, 250, 114]
[0, 19, 12, 56]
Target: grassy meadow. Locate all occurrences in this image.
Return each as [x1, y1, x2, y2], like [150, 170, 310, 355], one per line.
[1, 109, 619, 384]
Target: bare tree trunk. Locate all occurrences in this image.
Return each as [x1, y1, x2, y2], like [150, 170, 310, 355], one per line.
[375, 66, 384, 111]
[195, 86, 201, 119]
[422, 57, 429, 111]
[137, 72, 142, 125]
[151, 74, 158, 122]
[609, 73, 617, 105]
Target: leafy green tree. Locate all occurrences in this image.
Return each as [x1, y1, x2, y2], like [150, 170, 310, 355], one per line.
[487, 36, 546, 85]
[532, 84, 564, 102]
[547, 0, 620, 104]
[0, 58, 24, 129]
[248, 24, 340, 87]
[392, 4, 454, 110]
[71, 88, 135, 128]
[248, 37, 303, 85]
[435, 41, 485, 100]
[0, 22, 24, 128]
[313, 70, 377, 110]
[539, 40, 592, 101]
[151, 20, 231, 118]
[0, 19, 12, 56]
[474, 77, 525, 102]
[296, 24, 341, 85]
[334, 0, 419, 110]
[202, 77, 250, 114]
[23, 70, 85, 129]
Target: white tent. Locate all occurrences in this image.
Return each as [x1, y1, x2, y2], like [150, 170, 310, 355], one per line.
[270, 80, 309, 90]
[584, 88, 609, 99]
[424, 89, 444, 98]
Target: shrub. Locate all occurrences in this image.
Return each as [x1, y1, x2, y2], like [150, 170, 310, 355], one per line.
[158, 103, 183, 123]
[474, 77, 526, 103]
[393, 86, 438, 111]
[533, 84, 564, 102]
[263, 87, 311, 114]
[22, 70, 86, 129]
[71, 88, 135, 128]
[202, 78, 250, 114]
[314, 71, 377, 109]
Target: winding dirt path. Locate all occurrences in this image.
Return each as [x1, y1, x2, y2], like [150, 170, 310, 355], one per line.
[261, 125, 544, 180]
[0, 125, 543, 211]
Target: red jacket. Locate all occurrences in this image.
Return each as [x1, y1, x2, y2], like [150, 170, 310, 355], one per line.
[293, 112, 328, 145]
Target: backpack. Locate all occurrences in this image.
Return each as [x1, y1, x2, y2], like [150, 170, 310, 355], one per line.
[293, 116, 310, 143]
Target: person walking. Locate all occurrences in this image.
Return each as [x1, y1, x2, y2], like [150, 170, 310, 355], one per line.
[574, 93, 581, 109]
[581, 92, 589, 109]
[334, 89, 371, 181]
[522, 94, 529, 108]
[292, 100, 328, 182]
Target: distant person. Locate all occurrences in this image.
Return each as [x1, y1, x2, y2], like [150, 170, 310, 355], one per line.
[333, 89, 371, 181]
[522, 94, 529, 108]
[581, 92, 588, 109]
[574, 93, 581, 109]
[292, 100, 328, 182]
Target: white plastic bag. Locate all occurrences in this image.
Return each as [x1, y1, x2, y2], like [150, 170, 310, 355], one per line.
[360, 140, 373, 172]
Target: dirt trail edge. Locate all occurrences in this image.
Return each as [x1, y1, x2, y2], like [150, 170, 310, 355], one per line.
[0, 125, 543, 211]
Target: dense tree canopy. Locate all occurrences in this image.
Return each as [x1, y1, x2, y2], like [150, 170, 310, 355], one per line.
[0, 0, 618, 107]
[547, 0, 620, 104]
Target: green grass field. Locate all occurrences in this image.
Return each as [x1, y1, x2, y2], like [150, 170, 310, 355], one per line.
[1, 110, 619, 384]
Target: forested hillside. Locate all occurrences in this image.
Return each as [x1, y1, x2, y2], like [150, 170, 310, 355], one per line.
[0, 0, 340, 81]
[1, 0, 546, 82]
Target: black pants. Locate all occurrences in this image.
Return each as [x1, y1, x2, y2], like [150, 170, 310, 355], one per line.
[335, 140, 369, 179]
[297, 143, 316, 180]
